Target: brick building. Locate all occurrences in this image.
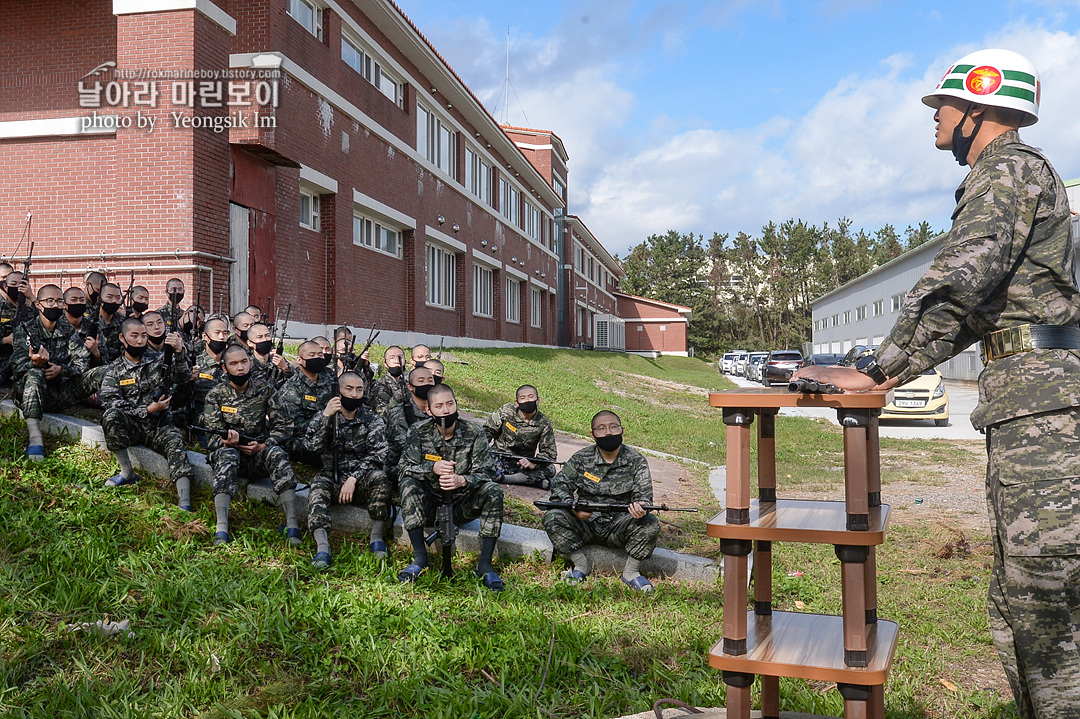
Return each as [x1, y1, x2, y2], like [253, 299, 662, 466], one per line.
[0, 0, 683, 354]
[615, 292, 692, 357]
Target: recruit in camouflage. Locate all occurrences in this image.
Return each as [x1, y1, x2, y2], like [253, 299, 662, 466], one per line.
[368, 372, 407, 418]
[483, 401, 558, 484]
[542, 443, 660, 562]
[398, 417, 503, 539]
[11, 314, 103, 421]
[271, 366, 336, 465]
[876, 130, 1080, 718]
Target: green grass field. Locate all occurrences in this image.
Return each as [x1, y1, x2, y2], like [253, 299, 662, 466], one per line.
[0, 350, 1015, 718]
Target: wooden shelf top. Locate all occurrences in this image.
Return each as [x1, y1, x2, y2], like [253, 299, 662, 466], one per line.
[709, 611, 899, 684]
[709, 387, 893, 410]
[707, 501, 890, 545]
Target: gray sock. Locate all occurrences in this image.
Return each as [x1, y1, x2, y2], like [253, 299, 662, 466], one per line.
[622, 556, 642, 582]
[500, 472, 531, 485]
[313, 528, 330, 555]
[175, 477, 192, 507]
[25, 418, 43, 447]
[280, 489, 299, 529]
[113, 449, 135, 479]
[570, 550, 590, 576]
[370, 520, 386, 544]
[214, 493, 231, 534]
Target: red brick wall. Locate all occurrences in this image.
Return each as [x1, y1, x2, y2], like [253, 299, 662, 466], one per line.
[625, 320, 687, 353]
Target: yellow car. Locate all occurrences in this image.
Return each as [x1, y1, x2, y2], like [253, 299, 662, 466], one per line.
[880, 368, 950, 427]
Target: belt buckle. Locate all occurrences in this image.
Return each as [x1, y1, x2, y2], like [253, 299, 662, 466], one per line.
[984, 324, 1033, 362]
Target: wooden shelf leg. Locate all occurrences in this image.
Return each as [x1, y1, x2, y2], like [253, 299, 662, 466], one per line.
[722, 541, 752, 655]
[723, 671, 754, 719]
[839, 408, 871, 531]
[864, 546, 878, 624]
[757, 410, 777, 502]
[869, 684, 885, 719]
[754, 540, 772, 615]
[838, 683, 872, 719]
[836, 545, 869, 667]
[760, 675, 780, 719]
[867, 413, 881, 508]
[723, 409, 755, 524]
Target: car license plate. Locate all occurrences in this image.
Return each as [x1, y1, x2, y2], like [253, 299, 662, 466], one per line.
[894, 399, 925, 408]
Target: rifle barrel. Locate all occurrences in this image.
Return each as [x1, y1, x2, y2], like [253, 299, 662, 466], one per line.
[533, 500, 697, 513]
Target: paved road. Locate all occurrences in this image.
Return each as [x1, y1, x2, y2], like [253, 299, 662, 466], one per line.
[723, 373, 984, 441]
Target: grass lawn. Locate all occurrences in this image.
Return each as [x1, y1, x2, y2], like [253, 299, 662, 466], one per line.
[0, 349, 1016, 717]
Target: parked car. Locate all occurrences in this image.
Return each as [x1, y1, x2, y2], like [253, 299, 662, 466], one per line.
[761, 350, 805, 386]
[880, 368, 950, 426]
[733, 352, 751, 376]
[806, 353, 845, 367]
[721, 351, 738, 374]
[746, 352, 769, 382]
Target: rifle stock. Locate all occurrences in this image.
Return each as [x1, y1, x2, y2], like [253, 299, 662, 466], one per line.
[533, 500, 698, 513]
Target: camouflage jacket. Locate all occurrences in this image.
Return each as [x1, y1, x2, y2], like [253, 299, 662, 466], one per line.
[96, 311, 124, 364]
[303, 407, 388, 476]
[192, 350, 224, 413]
[386, 394, 428, 468]
[550, 444, 653, 508]
[270, 367, 337, 445]
[368, 372, 407, 417]
[201, 375, 292, 451]
[399, 417, 496, 493]
[156, 301, 185, 333]
[250, 353, 291, 391]
[100, 350, 192, 425]
[876, 131, 1080, 429]
[0, 294, 23, 351]
[483, 402, 557, 461]
[11, 315, 90, 382]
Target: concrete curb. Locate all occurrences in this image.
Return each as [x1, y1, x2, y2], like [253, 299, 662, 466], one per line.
[1, 400, 718, 582]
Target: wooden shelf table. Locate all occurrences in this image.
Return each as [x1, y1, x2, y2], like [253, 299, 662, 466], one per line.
[707, 387, 897, 719]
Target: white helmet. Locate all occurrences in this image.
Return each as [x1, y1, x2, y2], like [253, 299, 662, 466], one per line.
[922, 49, 1040, 126]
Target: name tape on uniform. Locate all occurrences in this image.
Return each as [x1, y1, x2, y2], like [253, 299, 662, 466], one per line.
[119, 378, 136, 386]
[424, 454, 442, 462]
[199, 372, 214, 380]
[584, 471, 602, 483]
[505, 422, 517, 432]
[221, 406, 238, 414]
[304, 395, 318, 402]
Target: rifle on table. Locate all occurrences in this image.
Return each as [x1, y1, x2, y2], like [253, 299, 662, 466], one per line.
[492, 451, 563, 467]
[787, 377, 843, 395]
[189, 424, 263, 446]
[533, 500, 698, 513]
[275, 303, 291, 356]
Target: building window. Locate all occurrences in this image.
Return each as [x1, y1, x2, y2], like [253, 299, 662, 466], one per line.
[843, 310, 850, 325]
[832, 313, 840, 326]
[342, 35, 402, 107]
[524, 202, 541, 241]
[300, 189, 320, 230]
[855, 305, 867, 321]
[426, 244, 456, 308]
[499, 178, 519, 225]
[417, 103, 456, 178]
[552, 173, 566, 201]
[506, 278, 521, 323]
[873, 299, 884, 317]
[473, 264, 493, 317]
[465, 148, 492, 205]
[576, 306, 586, 337]
[891, 293, 903, 312]
[353, 212, 402, 258]
[288, 0, 323, 40]
[531, 288, 542, 328]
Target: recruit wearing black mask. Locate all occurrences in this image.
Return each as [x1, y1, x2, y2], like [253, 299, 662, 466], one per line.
[147, 332, 166, 346]
[183, 320, 194, 333]
[206, 338, 227, 355]
[131, 301, 149, 313]
[5, 286, 20, 302]
[87, 290, 100, 305]
[386, 364, 404, 378]
[253, 340, 273, 357]
[414, 360, 427, 369]
[517, 400, 538, 415]
[101, 301, 121, 315]
[340, 395, 365, 412]
[435, 411, 458, 430]
[304, 356, 329, 374]
[432, 375, 444, 385]
[237, 329, 249, 343]
[412, 383, 433, 401]
[595, 434, 624, 453]
[167, 291, 185, 303]
[124, 343, 148, 359]
[41, 307, 64, 323]
[65, 303, 87, 318]
[226, 369, 250, 387]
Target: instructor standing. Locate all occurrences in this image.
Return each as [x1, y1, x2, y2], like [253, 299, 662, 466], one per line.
[798, 49, 1080, 717]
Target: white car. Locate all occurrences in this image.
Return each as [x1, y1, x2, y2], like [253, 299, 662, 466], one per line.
[721, 352, 737, 374]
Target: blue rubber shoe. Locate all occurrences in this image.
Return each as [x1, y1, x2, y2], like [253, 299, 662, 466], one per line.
[478, 570, 505, 592]
[24, 444, 45, 462]
[104, 473, 140, 487]
[397, 563, 427, 583]
[283, 527, 302, 547]
[212, 531, 231, 545]
[369, 540, 388, 559]
[311, 551, 332, 570]
[561, 569, 587, 584]
[621, 575, 654, 592]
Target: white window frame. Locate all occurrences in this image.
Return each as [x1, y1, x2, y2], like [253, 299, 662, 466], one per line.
[499, 178, 519, 224]
[855, 305, 867, 321]
[287, 0, 323, 40]
[465, 147, 492, 206]
[300, 188, 321, 231]
[426, 243, 456, 308]
[505, 277, 521, 323]
[530, 287, 543, 328]
[891, 293, 903, 312]
[873, 299, 884, 317]
[552, 173, 566, 201]
[417, 102, 456, 179]
[473, 264, 494, 318]
[353, 211, 403, 259]
[524, 201, 541, 241]
[342, 34, 403, 108]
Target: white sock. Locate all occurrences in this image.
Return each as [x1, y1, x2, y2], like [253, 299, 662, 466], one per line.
[175, 477, 191, 507]
[113, 449, 134, 479]
[313, 528, 330, 555]
[622, 556, 642, 582]
[570, 550, 590, 576]
[25, 418, 43, 446]
[214, 493, 231, 534]
[280, 489, 299, 529]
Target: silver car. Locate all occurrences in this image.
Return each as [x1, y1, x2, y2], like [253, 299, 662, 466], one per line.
[746, 352, 769, 382]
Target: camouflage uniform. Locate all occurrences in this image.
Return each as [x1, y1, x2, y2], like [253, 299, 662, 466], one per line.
[483, 401, 558, 483]
[250, 354, 291, 391]
[368, 372, 407, 418]
[303, 407, 391, 532]
[201, 375, 296, 498]
[398, 418, 503, 539]
[188, 350, 224, 421]
[876, 131, 1080, 718]
[270, 367, 336, 465]
[542, 444, 660, 561]
[11, 316, 104, 421]
[100, 350, 194, 486]
[0, 293, 23, 378]
[385, 394, 428, 470]
[96, 312, 123, 364]
[156, 301, 184, 334]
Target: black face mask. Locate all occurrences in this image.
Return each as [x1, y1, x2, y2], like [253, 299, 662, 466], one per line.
[101, 301, 121, 315]
[147, 332, 166, 346]
[414, 360, 427, 369]
[168, 291, 185, 303]
[41, 307, 64, 322]
[124, 343, 147, 359]
[183, 320, 194, 333]
[435, 410, 458, 430]
[432, 375, 443, 385]
[131, 301, 149, 313]
[253, 340, 273, 356]
[517, 400, 538, 415]
[237, 329, 249, 343]
[87, 290, 100, 305]
[412, 383, 433, 401]
[304, 356, 329, 374]
[5, 286, 20, 302]
[206, 338, 227, 355]
[595, 434, 624, 453]
[226, 369, 250, 387]
[66, 303, 87, 317]
[340, 395, 365, 412]
[387, 364, 404, 378]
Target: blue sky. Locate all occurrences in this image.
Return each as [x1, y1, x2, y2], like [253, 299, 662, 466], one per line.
[395, 0, 1080, 255]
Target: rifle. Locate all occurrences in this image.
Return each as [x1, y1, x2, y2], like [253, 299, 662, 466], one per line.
[188, 424, 262, 446]
[12, 241, 34, 328]
[276, 303, 291, 355]
[123, 270, 135, 315]
[533, 500, 698, 513]
[424, 433, 457, 578]
[787, 377, 843, 395]
[492, 451, 563, 467]
[166, 287, 181, 333]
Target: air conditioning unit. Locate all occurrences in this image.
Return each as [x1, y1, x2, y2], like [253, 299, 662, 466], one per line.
[593, 314, 625, 351]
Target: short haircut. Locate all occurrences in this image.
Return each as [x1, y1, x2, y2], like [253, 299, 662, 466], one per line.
[385, 344, 404, 356]
[338, 370, 363, 388]
[222, 343, 249, 362]
[245, 304, 261, 313]
[120, 317, 145, 334]
[591, 410, 621, 428]
[333, 325, 352, 339]
[428, 383, 455, 403]
[426, 359, 444, 370]
[0, 262, 13, 273]
[142, 311, 163, 323]
[249, 322, 269, 334]
[101, 282, 121, 293]
[232, 311, 253, 324]
[299, 340, 322, 355]
[311, 335, 330, 344]
[411, 344, 430, 355]
[63, 287, 85, 300]
[203, 317, 227, 335]
[517, 384, 538, 397]
[85, 271, 105, 285]
[407, 367, 432, 385]
[132, 285, 148, 295]
[37, 284, 61, 299]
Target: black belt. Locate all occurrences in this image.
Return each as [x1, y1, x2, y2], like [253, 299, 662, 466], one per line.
[981, 324, 1080, 362]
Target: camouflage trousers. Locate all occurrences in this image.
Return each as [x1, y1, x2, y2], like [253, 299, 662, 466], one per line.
[283, 436, 322, 469]
[308, 466, 392, 532]
[542, 509, 660, 561]
[986, 408, 1080, 718]
[15, 365, 106, 421]
[493, 455, 556, 484]
[208, 444, 296, 498]
[399, 477, 503, 538]
[102, 409, 193, 484]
